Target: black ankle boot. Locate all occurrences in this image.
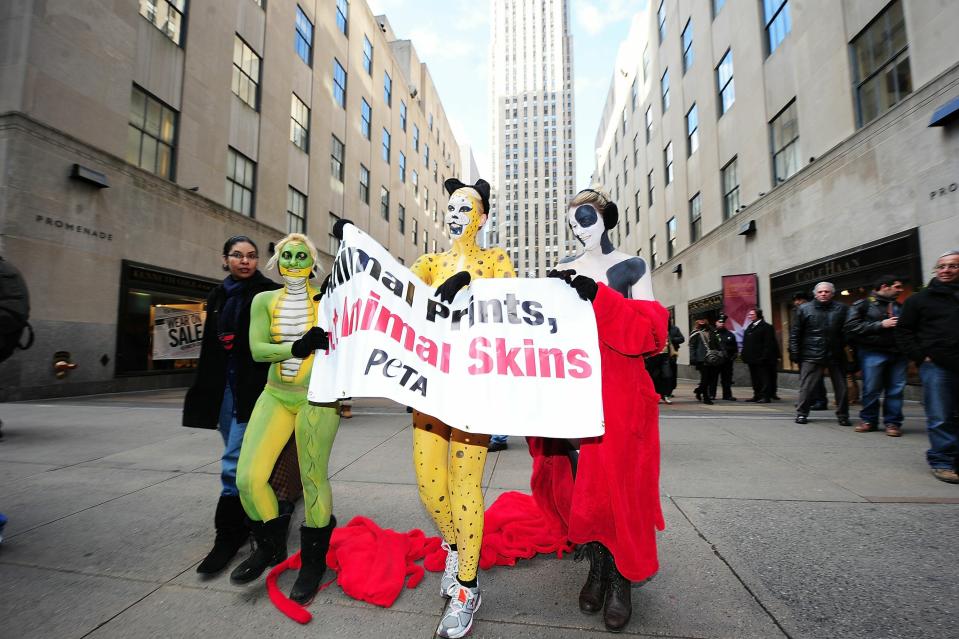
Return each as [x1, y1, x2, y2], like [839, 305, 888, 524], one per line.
[229, 513, 290, 584]
[289, 516, 336, 605]
[197, 495, 249, 575]
[575, 542, 610, 614]
[603, 560, 632, 632]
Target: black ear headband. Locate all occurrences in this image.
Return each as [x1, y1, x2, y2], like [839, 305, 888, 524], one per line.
[445, 178, 491, 216]
[575, 189, 618, 229]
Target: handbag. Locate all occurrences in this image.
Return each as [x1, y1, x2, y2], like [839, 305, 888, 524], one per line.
[704, 348, 726, 367]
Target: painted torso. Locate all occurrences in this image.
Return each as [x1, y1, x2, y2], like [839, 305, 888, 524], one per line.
[257, 280, 320, 388]
[559, 249, 653, 300]
[411, 246, 515, 286]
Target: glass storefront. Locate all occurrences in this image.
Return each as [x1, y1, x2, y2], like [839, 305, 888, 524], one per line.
[115, 261, 218, 375]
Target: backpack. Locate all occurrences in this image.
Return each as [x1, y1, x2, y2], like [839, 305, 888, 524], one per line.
[0, 257, 34, 363]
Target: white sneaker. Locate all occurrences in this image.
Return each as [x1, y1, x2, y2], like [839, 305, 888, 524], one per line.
[440, 541, 459, 597]
[437, 583, 481, 638]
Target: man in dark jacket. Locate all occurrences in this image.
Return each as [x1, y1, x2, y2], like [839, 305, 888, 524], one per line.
[741, 308, 778, 403]
[789, 282, 851, 425]
[709, 315, 739, 400]
[845, 275, 906, 436]
[896, 251, 959, 483]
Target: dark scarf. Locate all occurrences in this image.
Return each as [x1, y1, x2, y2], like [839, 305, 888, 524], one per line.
[218, 275, 251, 392]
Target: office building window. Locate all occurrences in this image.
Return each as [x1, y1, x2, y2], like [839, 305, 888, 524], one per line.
[423, 230, 428, 253]
[429, 113, 434, 131]
[763, 0, 791, 55]
[650, 235, 658, 269]
[287, 187, 307, 233]
[689, 193, 702, 242]
[643, 45, 650, 83]
[721, 157, 740, 220]
[380, 187, 390, 220]
[363, 36, 373, 75]
[657, 0, 666, 43]
[634, 190, 641, 221]
[686, 104, 699, 155]
[645, 105, 653, 144]
[290, 93, 309, 151]
[631, 79, 638, 112]
[138, 0, 185, 46]
[682, 19, 693, 72]
[412, 125, 420, 152]
[771, 100, 799, 183]
[398, 204, 406, 234]
[400, 100, 407, 131]
[633, 134, 639, 167]
[360, 98, 371, 139]
[332, 58, 346, 108]
[359, 164, 370, 204]
[666, 217, 677, 259]
[399, 152, 406, 183]
[412, 218, 418, 245]
[127, 86, 176, 179]
[226, 148, 255, 217]
[412, 170, 418, 197]
[330, 135, 344, 182]
[851, 0, 910, 127]
[381, 128, 391, 164]
[383, 71, 392, 107]
[661, 69, 670, 111]
[294, 6, 313, 65]
[717, 49, 735, 114]
[648, 170, 655, 206]
[335, 0, 348, 35]
[664, 142, 673, 185]
[232, 36, 260, 110]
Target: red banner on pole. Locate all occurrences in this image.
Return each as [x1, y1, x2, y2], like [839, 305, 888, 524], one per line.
[722, 274, 758, 348]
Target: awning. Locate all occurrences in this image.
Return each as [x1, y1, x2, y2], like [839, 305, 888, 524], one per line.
[929, 96, 959, 127]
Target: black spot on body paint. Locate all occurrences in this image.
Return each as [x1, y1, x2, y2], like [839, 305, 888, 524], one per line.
[439, 496, 445, 501]
[455, 451, 464, 458]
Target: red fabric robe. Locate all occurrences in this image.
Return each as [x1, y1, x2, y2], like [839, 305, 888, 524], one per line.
[529, 283, 668, 582]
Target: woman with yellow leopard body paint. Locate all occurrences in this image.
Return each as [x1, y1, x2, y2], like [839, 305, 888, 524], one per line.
[411, 178, 514, 639]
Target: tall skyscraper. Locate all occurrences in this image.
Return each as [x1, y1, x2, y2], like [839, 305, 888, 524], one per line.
[490, 0, 577, 278]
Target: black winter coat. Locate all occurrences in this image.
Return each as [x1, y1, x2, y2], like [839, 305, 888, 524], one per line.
[844, 294, 902, 352]
[689, 328, 720, 366]
[182, 271, 281, 429]
[716, 328, 739, 359]
[741, 320, 778, 363]
[895, 278, 959, 372]
[789, 300, 849, 364]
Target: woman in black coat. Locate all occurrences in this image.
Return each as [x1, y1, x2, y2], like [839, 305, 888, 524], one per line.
[689, 317, 722, 405]
[183, 236, 282, 575]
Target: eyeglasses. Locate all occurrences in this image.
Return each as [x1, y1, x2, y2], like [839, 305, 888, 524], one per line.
[934, 264, 959, 271]
[227, 252, 258, 261]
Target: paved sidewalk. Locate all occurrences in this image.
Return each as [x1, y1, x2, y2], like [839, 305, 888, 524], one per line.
[0, 382, 956, 638]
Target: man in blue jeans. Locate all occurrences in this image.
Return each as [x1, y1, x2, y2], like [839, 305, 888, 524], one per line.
[896, 251, 959, 484]
[845, 275, 906, 436]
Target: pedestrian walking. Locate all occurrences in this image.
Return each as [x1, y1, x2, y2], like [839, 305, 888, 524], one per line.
[709, 315, 739, 400]
[789, 282, 852, 425]
[689, 317, 722, 405]
[741, 308, 778, 403]
[792, 292, 826, 408]
[845, 275, 907, 436]
[895, 251, 959, 484]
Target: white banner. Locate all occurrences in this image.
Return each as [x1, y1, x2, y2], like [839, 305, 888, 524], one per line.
[308, 226, 604, 438]
[153, 307, 204, 360]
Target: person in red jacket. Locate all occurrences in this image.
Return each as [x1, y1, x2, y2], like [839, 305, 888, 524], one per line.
[537, 189, 667, 632]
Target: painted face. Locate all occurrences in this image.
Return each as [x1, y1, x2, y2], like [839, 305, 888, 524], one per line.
[445, 188, 485, 244]
[567, 204, 603, 251]
[278, 241, 314, 278]
[223, 241, 258, 280]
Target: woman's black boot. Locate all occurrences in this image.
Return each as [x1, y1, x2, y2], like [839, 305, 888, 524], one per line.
[229, 513, 290, 584]
[603, 560, 632, 632]
[576, 542, 610, 614]
[196, 495, 249, 575]
[289, 516, 336, 604]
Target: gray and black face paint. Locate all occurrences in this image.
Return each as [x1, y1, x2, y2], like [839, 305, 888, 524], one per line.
[568, 204, 614, 253]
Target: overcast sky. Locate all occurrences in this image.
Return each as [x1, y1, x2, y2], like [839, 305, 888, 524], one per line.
[367, 0, 646, 189]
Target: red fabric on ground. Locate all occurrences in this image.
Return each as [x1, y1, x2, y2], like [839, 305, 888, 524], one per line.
[528, 283, 668, 582]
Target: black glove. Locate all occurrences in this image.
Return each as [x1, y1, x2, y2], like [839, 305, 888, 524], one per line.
[290, 327, 329, 358]
[332, 219, 354, 241]
[316, 274, 332, 300]
[570, 275, 598, 302]
[546, 269, 576, 283]
[434, 271, 471, 303]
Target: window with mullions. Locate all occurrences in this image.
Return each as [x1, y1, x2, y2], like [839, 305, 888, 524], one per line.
[643, 45, 650, 83]
[399, 152, 406, 183]
[363, 36, 373, 75]
[413, 124, 420, 152]
[716, 49, 735, 115]
[330, 135, 344, 182]
[682, 19, 693, 72]
[689, 193, 702, 242]
[226, 148, 255, 217]
[380, 187, 390, 221]
[287, 187, 307, 233]
[645, 105, 653, 144]
[294, 6, 313, 65]
[127, 86, 176, 179]
[381, 128, 391, 164]
[138, 0, 185, 46]
[335, 0, 348, 35]
[661, 69, 670, 111]
[771, 100, 799, 183]
[400, 100, 407, 131]
[631, 79, 638, 112]
[851, 0, 911, 127]
[384, 71, 392, 107]
[633, 134, 639, 167]
[666, 217, 677, 259]
[359, 164, 370, 204]
[686, 104, 699, 155]
[763, 0, 791, 55]
[232, 36, 260, 110]
[424, 144, 430, 168]
[290, 94, 309, 151]
[650, 235, 658, 269]
[664, 142, 674, 185]
[411, 218, 418, 245]
[648, 170, 655, 206]
[398, 204, 406, 234]
[721, 156, 740, 220]
[657, 0, 666, 43]
[332, 59, 346, 108]
[360, 98, 371, 140]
